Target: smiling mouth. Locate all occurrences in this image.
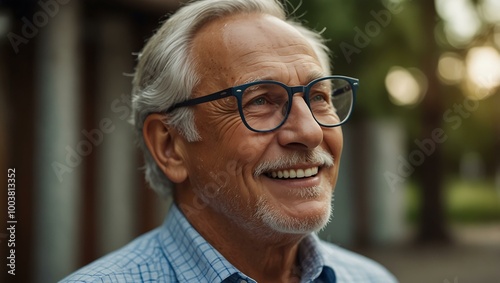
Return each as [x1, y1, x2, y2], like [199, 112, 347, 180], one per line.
[265, 167, 319, 179]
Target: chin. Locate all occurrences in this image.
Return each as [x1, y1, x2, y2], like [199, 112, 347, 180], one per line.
[255, 196, 332, 235]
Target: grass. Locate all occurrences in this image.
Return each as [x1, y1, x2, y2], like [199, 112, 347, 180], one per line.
[406, 178, 500, 224]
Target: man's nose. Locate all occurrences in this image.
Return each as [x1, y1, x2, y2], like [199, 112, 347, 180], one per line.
[277, 94, 323, 149]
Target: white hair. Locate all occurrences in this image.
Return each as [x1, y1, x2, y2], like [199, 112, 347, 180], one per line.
[131, 0, 332, 198]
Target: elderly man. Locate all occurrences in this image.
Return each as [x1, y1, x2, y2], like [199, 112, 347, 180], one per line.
[62, 0, 397, 282]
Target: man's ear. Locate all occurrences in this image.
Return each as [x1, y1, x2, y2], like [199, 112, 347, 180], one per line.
[143, 114, 188, 184]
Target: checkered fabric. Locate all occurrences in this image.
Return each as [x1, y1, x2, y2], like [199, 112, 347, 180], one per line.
[60, 205, 398, 283]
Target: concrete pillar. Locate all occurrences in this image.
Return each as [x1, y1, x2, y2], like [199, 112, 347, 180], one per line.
[368, 120, 407, 245]
[34, 1, 82, 282]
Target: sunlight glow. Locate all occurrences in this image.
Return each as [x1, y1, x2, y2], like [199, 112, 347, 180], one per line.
[465, 46, 500, 99]
[386, 67, 427, 106]
[438, 53, 465, 85]
[479, 0, 500, 23]
[436, 0, 482, 46]
[466, 47, 500, 88]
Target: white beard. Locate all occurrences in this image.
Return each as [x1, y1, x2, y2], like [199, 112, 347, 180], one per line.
[254, 185, 332, 234]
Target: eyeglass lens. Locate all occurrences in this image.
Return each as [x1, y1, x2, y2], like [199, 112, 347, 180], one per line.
[240, 78, 353, 131]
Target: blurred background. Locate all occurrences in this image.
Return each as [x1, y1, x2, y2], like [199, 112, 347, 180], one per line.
[0, 0, 499, 282]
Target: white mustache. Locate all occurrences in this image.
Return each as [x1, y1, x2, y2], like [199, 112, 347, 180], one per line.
[253, 149, 334, 177]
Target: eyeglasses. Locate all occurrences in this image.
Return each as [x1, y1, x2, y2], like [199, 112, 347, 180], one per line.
[166, 76, 359, 133]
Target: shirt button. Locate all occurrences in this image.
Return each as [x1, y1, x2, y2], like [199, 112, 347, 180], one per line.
[239, 280, 248, 283]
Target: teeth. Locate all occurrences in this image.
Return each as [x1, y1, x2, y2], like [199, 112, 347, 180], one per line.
[305, 168, 312, 176]
[267, 167, 319, 179]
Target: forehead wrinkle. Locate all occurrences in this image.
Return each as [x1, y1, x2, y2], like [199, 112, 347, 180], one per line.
[235, 44, 316, 66]
[235, 57, 322, 84]
[273, 43, 314, 56]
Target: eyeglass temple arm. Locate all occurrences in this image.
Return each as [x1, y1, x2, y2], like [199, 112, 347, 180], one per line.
[331, 80, 358, 97]
[166, 87, 234, 113]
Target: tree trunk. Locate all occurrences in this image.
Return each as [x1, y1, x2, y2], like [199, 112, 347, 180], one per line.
[416, 0, 451, 244]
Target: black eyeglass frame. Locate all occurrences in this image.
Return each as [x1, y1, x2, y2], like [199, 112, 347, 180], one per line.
[165, 75, 359, 133]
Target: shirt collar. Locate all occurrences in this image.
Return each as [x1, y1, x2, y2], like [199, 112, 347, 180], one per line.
[299, 233, 336, 282]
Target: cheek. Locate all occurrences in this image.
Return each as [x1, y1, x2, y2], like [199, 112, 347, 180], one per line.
[324, 127, 343, 159]
[191, 108, 259, 178]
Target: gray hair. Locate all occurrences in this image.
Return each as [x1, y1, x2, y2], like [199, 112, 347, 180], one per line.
[131, 0, 332, 198]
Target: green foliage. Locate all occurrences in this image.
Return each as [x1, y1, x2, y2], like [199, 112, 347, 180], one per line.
[406, 178, 500, 224]
[446, 179, 500, 223]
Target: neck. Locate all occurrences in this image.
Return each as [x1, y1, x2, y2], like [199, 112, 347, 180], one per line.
[175, 193, 306, 283]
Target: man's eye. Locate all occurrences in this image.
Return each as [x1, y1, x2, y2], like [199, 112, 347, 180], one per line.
[250, 97, 268, 105]
[311, 94, 327, 102]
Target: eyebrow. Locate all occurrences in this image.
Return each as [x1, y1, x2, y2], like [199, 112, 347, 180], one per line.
[243, 70, 326, 86]
[243, 77, 263, 84]
[305, 71, 326, 83]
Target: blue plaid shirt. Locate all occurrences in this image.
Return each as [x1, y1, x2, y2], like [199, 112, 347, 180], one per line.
[60, 205, 397, 282]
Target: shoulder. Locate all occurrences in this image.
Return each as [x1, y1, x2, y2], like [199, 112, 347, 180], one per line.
[59, 229, 176, 283]
[319, 240, 398, 283]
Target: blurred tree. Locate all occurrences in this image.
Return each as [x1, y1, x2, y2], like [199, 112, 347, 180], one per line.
[415, 0, 450, 243]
